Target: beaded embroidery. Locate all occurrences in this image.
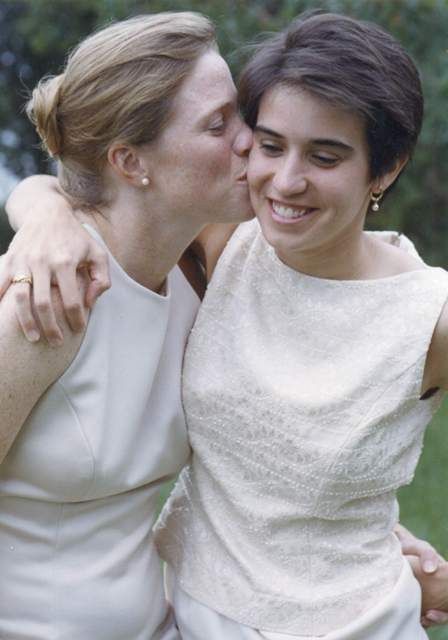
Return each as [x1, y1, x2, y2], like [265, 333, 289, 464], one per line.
[156, 220, 448, 635]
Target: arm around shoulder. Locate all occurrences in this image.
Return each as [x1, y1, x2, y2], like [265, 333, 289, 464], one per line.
[5, 174, 62, 231]
[1, 179, 110, 340]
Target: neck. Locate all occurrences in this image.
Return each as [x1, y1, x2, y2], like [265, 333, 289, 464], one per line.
[78, 195, 204, 292]
[276, 217, 375, 281]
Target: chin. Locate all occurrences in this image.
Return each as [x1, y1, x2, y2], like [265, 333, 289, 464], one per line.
[258, 221, 297, 253]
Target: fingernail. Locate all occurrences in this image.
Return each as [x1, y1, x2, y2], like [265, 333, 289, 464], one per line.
[426, 611, 441, 622]
[27, 330, 40, 342]
[423, 561, 437, 573]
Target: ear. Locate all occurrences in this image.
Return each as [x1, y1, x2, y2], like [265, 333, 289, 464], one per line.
[107, 143, 149, 187]
[372, 155, 408, 193]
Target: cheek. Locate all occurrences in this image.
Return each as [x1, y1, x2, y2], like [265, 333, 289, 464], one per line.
[247, 153, 268, 193]
[198, 144, 232, 183]
[317, 167, 368, 203]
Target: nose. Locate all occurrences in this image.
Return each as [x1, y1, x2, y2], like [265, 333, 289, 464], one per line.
[273, 157, 308, 196]
[232, 118, 253, 157]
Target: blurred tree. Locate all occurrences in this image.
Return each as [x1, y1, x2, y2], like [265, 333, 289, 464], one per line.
[1, 0, 447, 262]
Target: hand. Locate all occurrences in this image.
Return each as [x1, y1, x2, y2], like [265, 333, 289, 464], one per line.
[0, 209, 110, 345]
[408, 556, 448, 627]
[395, 525, 448, 627]
[395, 523, 444, 574]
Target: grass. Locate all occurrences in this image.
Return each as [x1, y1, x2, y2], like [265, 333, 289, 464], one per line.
[399, 397, 448, 639]
[158, 398, 448, 638]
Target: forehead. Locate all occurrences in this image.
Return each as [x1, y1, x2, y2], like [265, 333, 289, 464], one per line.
[170, 49, 237, 124]
[258, 85, 366, 145]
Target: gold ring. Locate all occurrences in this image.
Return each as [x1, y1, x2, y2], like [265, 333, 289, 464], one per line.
[11, 274, 33, 286]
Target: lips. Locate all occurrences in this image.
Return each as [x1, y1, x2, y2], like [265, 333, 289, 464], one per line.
[270, 199, 316, 223]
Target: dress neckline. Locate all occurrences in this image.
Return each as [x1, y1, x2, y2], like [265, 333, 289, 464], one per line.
[262, 229, 429, 287]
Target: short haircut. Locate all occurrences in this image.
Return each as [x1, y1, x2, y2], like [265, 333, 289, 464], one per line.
[238, 12, 423, 180]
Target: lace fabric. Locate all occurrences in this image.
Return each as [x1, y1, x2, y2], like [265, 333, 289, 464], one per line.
[155, 220, 448, 635]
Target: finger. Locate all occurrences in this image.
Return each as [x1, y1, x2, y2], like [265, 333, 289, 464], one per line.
[32, 273, 63, 346]
[423, 610, 448, 626]
[419, 546, 439, 574]
[412, 543, 440, 574]
[0, 254, 14, 299]
[13, 283, 40, 342]
[0, 273, 12, 299]
[85, 253, 111, 308]
[399, 537, 440, 573]
[85, 278, 111, 309]
[55, 267, 87, 333]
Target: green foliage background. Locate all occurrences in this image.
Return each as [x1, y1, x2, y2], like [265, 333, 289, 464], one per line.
[1, 2, 448, 635]
[1, 0, 448, 259]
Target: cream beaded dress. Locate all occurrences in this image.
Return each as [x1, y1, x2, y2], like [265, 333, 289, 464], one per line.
[156, 220, 448, 639]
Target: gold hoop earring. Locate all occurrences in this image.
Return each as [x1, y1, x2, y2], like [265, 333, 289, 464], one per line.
[370, 190, 383, 212]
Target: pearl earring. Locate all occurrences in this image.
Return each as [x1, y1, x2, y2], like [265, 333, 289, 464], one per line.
[141, 177, 149, 186]
[370, 190, 383, 212]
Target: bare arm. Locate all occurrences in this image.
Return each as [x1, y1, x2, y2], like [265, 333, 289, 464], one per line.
[2, 175, 110, 343]
[421, 297, 448, 394]
[0, 282, 86, 463]
[6, 175, 62, 231]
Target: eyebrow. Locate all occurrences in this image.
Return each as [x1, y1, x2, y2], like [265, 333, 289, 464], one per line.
[254, 125, 354, 152]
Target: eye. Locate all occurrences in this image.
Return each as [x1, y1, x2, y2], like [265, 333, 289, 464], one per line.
[259, 141, 283, 156]
[208, 116, 226, 134]
[311, 153, 340, 167]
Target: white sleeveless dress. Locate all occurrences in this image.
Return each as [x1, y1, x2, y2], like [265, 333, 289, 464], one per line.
[155, 220, 448, 639]
[0, 225, 199, 640]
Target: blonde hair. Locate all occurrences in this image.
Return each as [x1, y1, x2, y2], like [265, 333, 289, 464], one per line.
[27, 12, 216, 208]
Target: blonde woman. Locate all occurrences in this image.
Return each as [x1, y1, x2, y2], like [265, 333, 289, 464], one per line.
[0, 12, 252, 639]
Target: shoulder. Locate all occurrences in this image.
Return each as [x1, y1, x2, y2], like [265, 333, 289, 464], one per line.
[368, 231, 426, 276]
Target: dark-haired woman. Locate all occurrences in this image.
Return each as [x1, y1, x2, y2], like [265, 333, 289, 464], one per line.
[153, 13, 448, 639]
[3, 11, 448, 640]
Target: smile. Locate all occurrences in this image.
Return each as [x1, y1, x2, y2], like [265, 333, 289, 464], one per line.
[270, 200, 315, 222]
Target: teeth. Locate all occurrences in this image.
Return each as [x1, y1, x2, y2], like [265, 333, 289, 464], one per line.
[272, 202, 309, 219]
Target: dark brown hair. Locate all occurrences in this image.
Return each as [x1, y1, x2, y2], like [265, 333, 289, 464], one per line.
[238, 12, 423, 180]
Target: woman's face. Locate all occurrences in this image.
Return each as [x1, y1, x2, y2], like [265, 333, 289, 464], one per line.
[146, 49, 253, 226]
[247, 85, 380, 268]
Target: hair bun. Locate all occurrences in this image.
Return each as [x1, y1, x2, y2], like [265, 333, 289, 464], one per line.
[27, 74, 64, 157]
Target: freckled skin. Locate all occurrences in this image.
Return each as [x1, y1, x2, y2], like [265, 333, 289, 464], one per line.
[0, 281, 87, 462]
[146, 50, 253, 227]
